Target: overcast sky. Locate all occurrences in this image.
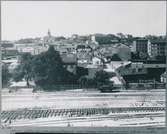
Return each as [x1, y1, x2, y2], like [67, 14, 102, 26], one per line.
[1, 1, 166, 41]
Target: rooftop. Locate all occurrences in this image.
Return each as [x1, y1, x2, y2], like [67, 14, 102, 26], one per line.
[151, 40, 167, 44]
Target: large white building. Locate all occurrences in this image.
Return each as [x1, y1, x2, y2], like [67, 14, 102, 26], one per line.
[15, 43, 48, 55]
[132, 39, 167, 58]
[148, 41, 167, 57]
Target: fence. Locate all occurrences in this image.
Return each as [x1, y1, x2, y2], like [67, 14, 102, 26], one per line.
[127, 83, 166, 90]
[32, 84, 97, 91]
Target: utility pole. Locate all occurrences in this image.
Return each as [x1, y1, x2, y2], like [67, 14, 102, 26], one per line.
[0, 0, 2, 128]
[166, 30, 167, 127]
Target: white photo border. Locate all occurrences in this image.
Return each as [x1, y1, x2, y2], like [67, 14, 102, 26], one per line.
[0, 0, 167, 134]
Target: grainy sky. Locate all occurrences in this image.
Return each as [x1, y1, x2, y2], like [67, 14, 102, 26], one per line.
[1, 1, 166, 41]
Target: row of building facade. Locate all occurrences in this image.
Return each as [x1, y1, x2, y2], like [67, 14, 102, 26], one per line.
[131, 39, 166, 57]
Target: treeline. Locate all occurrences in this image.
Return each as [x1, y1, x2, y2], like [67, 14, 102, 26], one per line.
[94, 34, 166, 45]
[13, 34, 167, 45]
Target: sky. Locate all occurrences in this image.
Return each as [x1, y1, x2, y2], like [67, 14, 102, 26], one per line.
[1, 1, 166, 41]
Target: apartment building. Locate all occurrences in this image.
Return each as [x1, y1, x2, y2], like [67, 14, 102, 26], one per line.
[131, 39, 150, 55]
[148, 41, 167, 57]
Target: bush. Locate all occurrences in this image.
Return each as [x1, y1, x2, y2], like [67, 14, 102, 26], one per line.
[137, 83, 145, 90]
[2, 64, 11, 88]
[94, 70, 110, 86]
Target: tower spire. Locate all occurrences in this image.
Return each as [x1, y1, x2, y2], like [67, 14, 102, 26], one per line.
[48, 29, 51, 37]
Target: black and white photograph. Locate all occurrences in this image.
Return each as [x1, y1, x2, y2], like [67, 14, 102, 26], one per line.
[0, 0, 166, 134]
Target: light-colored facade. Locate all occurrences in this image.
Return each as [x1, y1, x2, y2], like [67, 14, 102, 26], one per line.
[117, 62, 147, 76]
[132, 39, 166, 58]
[148, 41, 167, 57]
[92, 57, 102, 66]
[161, 72, 167, 83]
[15, 43, 48, 55]
[51, 41, 77, 54]
[76, 45, 93, 64]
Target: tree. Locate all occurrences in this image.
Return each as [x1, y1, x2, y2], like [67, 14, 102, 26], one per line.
[126, 34, 134, 45]
[155, 55, 166, 62]
[13, 53, 33, 87]
[117, 33, 126, 39]
[2, 64, 11, 88]
[131, 52, 140, 60]
[139, 52, 148, 59]
[95, 35, 115, 44]
[111, 54, 122, 61]
[32, 46, 70, 90]
[94, 70, 110, 86]
[12, 64, 24, 82]
[78, 76, 88, 88]
[144, 35, 159, 41]
[78, 76, 96, 88]
[109, 72, 116, 78]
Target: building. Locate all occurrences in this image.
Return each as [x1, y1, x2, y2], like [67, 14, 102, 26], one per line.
[92, 57, 103, 66]
[161, 72, 166, 83]
[15, 43, 48, 55]
[117, 61, 166, 83]
[97, 43, 131, 61]
[43, 29, 56, 43]
[61, 53, 77, 74]
[83, 64, 103, 79]
[148, 41, 167, 57]
[50, 40, 77, 54]
[2, 48, 18, 58]
[85, 41, 99, 50]
[1, 41, 14, 48]
[131, 39, 150, 55]
[8, 60, 19, 73]
[1, 41, 18, 58]
[76, 44, 92, 53]
[117, 62, 147, 83]
[76, 44, 93, 64]
[2, 56, 19, 73]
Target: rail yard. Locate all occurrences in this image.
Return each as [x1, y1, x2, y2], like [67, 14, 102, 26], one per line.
[1, 88, 165, 127]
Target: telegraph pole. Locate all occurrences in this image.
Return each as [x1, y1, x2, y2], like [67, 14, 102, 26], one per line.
[165, 41, 167, 127]
[0, 0, 2, 128]
[166, 31, 167, 127]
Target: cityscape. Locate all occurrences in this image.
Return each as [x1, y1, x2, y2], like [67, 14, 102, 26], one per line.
[0, 1, 166, 134]
[1, 31, 166, 127]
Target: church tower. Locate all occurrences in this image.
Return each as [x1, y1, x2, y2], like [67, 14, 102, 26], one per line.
[48, 29, 51, 37]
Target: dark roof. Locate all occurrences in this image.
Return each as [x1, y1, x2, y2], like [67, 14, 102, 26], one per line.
[76, 45, 92, 50]
[135, 39, 148, 42]
[1, 43, 14, 48]
[77, 45, 85, 49]
[151, 40, 166, 45]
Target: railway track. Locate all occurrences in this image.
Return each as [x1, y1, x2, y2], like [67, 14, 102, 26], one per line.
[8, 113, 165, 126]
[1, 107, 165, 124]
[10, 112, 165, 127]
